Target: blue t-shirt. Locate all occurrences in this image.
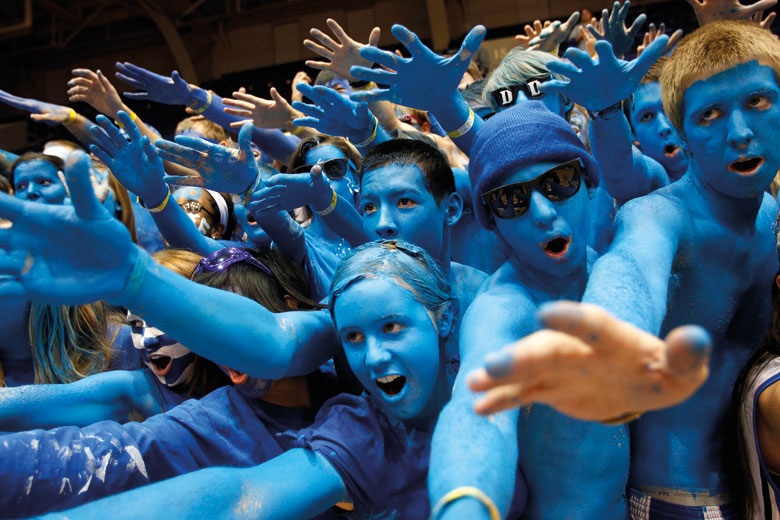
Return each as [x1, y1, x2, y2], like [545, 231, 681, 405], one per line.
[285, 394, 527, 519]
[0, 385, 316, 517]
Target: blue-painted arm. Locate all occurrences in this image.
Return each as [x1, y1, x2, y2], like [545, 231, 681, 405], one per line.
[247, 165, 369, 248]
[582, 194, 683, 332]
[0, 369, 161, 431]
[38, 449, 348, 520]
[89, 111, 221, 256]
[0, 148, 19, 165]
[350, 25, 487, 156]
[589, 111, 669, 204]
[429, 289, 532, 519]
[0, 151, 337, 380]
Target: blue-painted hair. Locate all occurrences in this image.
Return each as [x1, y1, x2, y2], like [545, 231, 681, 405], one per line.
[328, 240, 454, 325]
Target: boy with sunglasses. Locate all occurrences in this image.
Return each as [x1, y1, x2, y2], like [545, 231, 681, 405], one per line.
[429, 101, 631, 520]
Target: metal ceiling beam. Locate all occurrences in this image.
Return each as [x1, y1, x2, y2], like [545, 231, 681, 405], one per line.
[138, 0, 199, 83]
[36, 0, 81, 24]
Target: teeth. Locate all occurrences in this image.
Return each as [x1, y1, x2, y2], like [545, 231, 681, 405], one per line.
[376, 375, 401, 384]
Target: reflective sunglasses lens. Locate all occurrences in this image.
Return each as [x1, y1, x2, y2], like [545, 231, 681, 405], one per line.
[539, 164, 581, 201]
[323, 158, 348, 180]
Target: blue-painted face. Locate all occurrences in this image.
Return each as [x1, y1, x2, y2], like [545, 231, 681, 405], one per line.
[489, 161, 590, 277]
[174, 186, 221, 238]
[334, 277, 443, 420]
[682, 60, 780, 198]
[13, 160, 67, 205]
[304, 144, 357, 206]
[325, 77, 353, 96]
[630, 82, 688, 179]
[131, 324, 196, 387]
[360, 164, 451, 261]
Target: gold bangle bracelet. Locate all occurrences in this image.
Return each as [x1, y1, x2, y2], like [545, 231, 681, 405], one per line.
[430, 486, 501, 520]
[315, 188, 338, 216]
[62, 108, 78, 126]
[146, 187, 171, 213]
[190, 90, 213, 114]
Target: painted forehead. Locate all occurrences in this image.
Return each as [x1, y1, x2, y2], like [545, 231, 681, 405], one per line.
[361, 163, 430, 195]
[305, 144, 346, 163]
[683, 60, 780, 112]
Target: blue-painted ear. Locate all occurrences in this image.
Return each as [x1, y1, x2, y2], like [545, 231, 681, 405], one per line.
[436, 301, 455, 338]
[445, 191, 463, 227]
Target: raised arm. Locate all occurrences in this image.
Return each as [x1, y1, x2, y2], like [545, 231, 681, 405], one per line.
[0, 150, 337, 380]
[114, 63, 298, 162]
[39, 449, 348, 520]
[0, 89, 95, 147]
[585, 1, 647, 59]
[0, 369, 162, 431]
[89, 111, 222, 256]
[429, 291, 532, 519]
[247, 163, 369, 248]
[350, 25, 486, 155]
[543, 37, 670, 203]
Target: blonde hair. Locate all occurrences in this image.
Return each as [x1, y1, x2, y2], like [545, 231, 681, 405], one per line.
[152, 248, 203, 278]
[175, 116, 227, 143]
[662, 20, 780, 133]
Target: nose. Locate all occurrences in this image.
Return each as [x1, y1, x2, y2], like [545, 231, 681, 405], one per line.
[364, 336, 391, 370]
[21, 185, 40, 201]
[374, 206, 398, 238]
[657, 113, 673, 139]
[529, 191, 556, 229]
[727, 109, 754, 150]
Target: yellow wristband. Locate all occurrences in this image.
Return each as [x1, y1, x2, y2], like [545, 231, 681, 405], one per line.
[351, 116, 378, 148]
[62, 108, 77, 126]
[315, 188, 338, 216]
[146, 187, 171, 213]
[242, 173, 263, 206]
[353, 81, 377, 92]
[446, 109, 475, 139]
[289, 125, 305, 136]
[430, 486, 500, 520]
[190, 90, 212, 114]
[115, 110, 138, 130]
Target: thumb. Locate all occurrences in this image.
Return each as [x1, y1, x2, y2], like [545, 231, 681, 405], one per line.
[238, 121, 254, 153]
[65, 150, 108, 221]
[662, 325, 711, 379]
[368, 27, 381, 47]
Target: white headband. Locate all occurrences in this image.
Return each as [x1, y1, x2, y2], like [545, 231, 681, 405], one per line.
[206, 189, 229, 233]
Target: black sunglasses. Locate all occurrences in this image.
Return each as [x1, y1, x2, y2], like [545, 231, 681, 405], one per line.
[490, 74, 551, 108]
[293, 157, 354, 180]
[481, 159, 584, 220]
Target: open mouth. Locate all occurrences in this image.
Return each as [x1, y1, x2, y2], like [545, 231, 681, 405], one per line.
[663, 144, 680, 158]
[375, 375, 407, 396]
[543, 236, 571, 259]
[728, 157, 764, 176]
[148, 354, 172, 376]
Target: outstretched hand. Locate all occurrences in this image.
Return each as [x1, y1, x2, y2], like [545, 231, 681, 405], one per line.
[154, 122, 261, 194]
[89, 111, 167, 205]
[292, 83, 374, 142]
[467, 301, 711, 421]
[527, 12, 581, 53]
[586, 1, 647, 58]
[542, 36, 668, 111]
[0, 151, 138, 305]
[246, 164, 332, 214]
[67, 69, 124, 117]
[350, 24, 485, 113]
[636, 23, 683, 56]
[0, 90, 73, 126]
[686, 0, 777, 26]
[115, 62, 193, 106]
[223, 87, 299, 129]
[304, 18, 381, 82]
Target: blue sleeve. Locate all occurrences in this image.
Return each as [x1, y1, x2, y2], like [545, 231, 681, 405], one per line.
[303, 231, 352, 302]
[283, 394, 431, 519]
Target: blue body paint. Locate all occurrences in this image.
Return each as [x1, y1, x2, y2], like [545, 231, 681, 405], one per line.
[582, 61, 780, 497]
[629, 81, 689, 181]
[12, 160, 67, 205]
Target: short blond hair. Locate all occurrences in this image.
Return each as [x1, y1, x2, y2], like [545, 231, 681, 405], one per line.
[662, 20, 780, 133]
[152, 248, 203, 278]
[175, 115, 227, 143]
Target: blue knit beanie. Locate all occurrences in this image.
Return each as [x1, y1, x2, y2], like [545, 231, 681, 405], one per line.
[469, 101, 600, 229]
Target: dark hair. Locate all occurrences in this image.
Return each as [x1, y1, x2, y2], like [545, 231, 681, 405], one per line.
[288, 133, 362, 174]
[190, 247, 324, 313]
[215, 191, 237, 241]
[461, 78, 491, 111]
[9, 152, 64, 187]
[730, 272, 780, 518]
[359, 139, 455, 205]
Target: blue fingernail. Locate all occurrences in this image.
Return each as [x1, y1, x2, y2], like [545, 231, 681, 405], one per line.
[484, 350, 513, 378]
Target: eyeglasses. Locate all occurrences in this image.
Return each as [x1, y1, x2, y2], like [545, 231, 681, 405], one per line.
[180, 200, 214, 218]
[481, 159, 584, 220]
[490, 74, 551, 108]
[192, 247, 273, 277]
[292, 158, 354, 180]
